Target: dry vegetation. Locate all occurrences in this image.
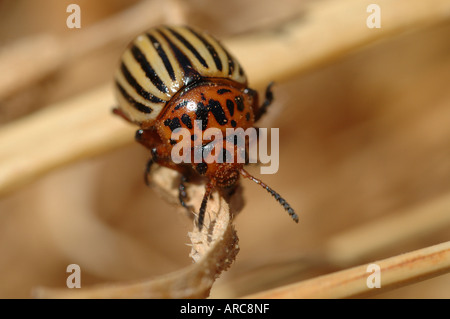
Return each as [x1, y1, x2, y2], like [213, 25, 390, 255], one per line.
[0, 0, 449, 298]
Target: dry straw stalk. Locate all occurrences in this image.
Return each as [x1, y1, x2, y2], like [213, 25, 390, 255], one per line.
[245, 241, 450, 299]
[0, 0, 449, 298]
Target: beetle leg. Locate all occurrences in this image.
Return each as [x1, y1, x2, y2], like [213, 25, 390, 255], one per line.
[150, 146, 186, 172]
[178, 174, 192, 212]
[144, 158, 154, 186]
[143, 144, 188, 186]
[197, 181, 215, 231]
[112, 107, 136, 124]
[143, 148, 161, 186]
[255, 82, 274, 121]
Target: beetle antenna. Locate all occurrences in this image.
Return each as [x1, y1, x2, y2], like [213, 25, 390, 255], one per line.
[198, 182, 214, 231]
[240, 168, 298, 223]
[255, 82, 274, 121]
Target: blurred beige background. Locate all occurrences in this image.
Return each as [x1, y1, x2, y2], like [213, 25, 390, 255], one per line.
[0, 0, 449, 298]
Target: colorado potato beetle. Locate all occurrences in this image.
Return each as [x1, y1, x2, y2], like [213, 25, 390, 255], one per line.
[114, 25, 298, 229]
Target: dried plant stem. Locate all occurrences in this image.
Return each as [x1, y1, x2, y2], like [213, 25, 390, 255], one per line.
[245, 241, 450, 299]
[324, 193, 450, 266]
[34, 167, 240, 299]
[0, 85, 131, 196]
[0, 34, 63, 101]
[223, 0, 450, 86]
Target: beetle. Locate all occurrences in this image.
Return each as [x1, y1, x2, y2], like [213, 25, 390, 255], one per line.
[113, 25, 298, 230]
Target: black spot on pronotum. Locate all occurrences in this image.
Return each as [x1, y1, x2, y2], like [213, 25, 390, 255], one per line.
[235, 95, 244, 112]
[245, 112, 250, 121]
[195, 102, 209, 130]
[164, 117, 182, 131]
[209, 99, 228, 125]
[181, 113, 193, 129]
[231, 120, 237, 128]
[174, 100, 188, 111]
[196, 162, 208, 175]
[226, 99, 234, 116]
[217, 88, 231, 95]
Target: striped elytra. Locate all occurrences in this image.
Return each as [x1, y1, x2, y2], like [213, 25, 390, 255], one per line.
[115, 25, 246, 128]
[114, 25, 298, 230]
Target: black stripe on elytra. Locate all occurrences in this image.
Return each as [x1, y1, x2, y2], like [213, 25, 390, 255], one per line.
[120, 63, 165, 103]
[226, 99, 234, 116]
[187, 27, 223, 71]
[130, 45, 168, 94]
[164, 117, 182, 131]
[146, 33, 176, 82]
[209, 99, 228, 125]
[167, 27, 208, 68]
[217, 88, 231, 95]
[157, 29, 200, 85]
[223, 49, 235, 76]
[237, 62, 244, 76]
[235, 95, 245, 112]
[115, 81, 153, 114]
[181, 113, 193, 129]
